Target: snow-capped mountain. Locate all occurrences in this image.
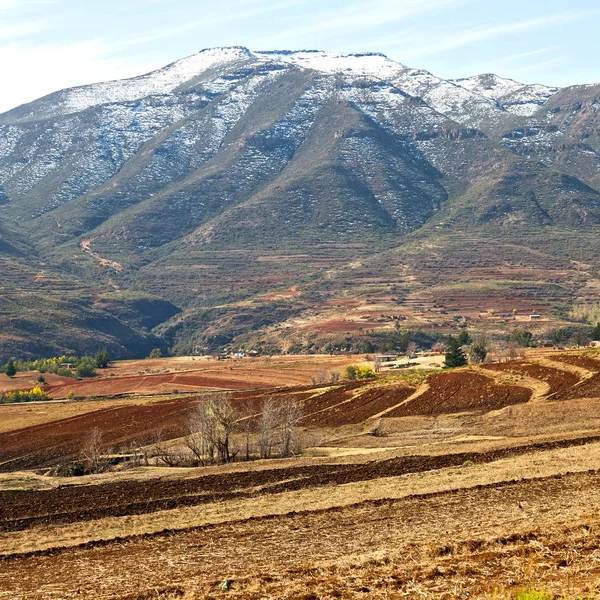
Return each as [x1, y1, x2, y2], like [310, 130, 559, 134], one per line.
[1, 47, 600, 359]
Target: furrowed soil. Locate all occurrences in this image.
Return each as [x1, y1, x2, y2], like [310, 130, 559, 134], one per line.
[3, 433, 600, 534]
[5, 469, 600, 599]
[481, 361, 580, 395]
[0, 397, 201, 471]
[386, 371, 532, 417]
[5, 351, 600, 599]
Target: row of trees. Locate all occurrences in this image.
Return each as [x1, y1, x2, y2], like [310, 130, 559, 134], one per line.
[153, 392, 306, 469]
[1, 349, 110, 379]
[0, 386, 50, 404]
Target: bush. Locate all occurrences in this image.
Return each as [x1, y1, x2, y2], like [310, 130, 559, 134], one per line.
[1, 386, 50, 404]
[76, 361, 96, 378]
[148, 348, 162, 359]
[344, 365, 358, 380]
[344, 365, 376, 380]
[5, 358, 17, 378]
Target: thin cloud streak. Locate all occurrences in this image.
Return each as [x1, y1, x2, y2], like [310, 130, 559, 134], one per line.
[400, 10, 599, 59]
[0, 20, 47, 40]
[251, 0, 464, 46]
[118, 0, 309, 48]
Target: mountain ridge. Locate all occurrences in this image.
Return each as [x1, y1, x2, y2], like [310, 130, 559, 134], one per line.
[1, 47, 600, 359]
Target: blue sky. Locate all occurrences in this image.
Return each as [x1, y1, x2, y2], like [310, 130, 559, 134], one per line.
[0, 0, 598, 112]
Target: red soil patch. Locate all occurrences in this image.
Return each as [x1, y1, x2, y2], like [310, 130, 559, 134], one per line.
[0, 372, 72, 393]
[303, 384, 415, 427]
[553, 373, 600, 400]
[481, 362, 579, 395]
[46, 372, 275, 399]
[307, 320, 388, 333]
[386, 371, 532, 417]
[0, 398, 201, 472]
[553, 354, 600, 372]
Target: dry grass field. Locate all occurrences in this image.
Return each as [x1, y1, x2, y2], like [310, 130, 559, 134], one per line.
[4, 350, 600, 598]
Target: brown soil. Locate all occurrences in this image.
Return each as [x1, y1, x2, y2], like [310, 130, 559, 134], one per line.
[386, 371, 532, 417]
[3, 434, 600, 535]
[4, 469, 600, 599]
[553, 372, 600, 400]
[307, 319, 388, 333]
[0, 398, 201, 472]
[46, 372, 275, 399]
[302, 384, 415, 426]
[553, 353, 600, 372]
[481, 361, 579, 395]
[0, 372, 72, 393]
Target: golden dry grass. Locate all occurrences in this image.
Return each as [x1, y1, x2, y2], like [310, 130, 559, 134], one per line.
[5, 467, 600, 599]
[5, 441, 600, 557]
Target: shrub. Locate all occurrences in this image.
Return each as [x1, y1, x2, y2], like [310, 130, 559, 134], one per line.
[5, 358, 17, 378]
[345, 365, 377, 380]
[0, 386, 50, 404]
[148, 348, 162, 359]
[344, 365, 358, 380]
[76, 360, 96, 378]
[356, 365, 376, 379]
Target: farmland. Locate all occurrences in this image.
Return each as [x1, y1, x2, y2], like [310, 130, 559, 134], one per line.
[4, 350, 600, 598]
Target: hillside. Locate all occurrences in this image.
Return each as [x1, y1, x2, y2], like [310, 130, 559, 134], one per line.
[1, 47, 600, 358]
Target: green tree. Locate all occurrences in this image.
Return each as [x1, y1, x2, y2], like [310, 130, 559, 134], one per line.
[457, 330, 472, 346]
[148, 348, 162, 359]
[444, 337, 467, 368]
[5, 358, 17, 378]
[570, 331, 589, 348]
[94, 348, 110, 369]
[76, 359, 96, 378]
[508, 329, 535, 348]
[344, 365, 358, 380]
[469, 342, 487, 364]
[592, 322, 600, 341]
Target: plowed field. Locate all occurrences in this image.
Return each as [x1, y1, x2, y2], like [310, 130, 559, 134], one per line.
[386, 371, 532, 417]
[553, 353, 600, 372]
[46, 372, 275, 399]
[481, 361, 579, 395]
[3, 433, 600, 534]
[553, 373, 600, 400]
[302, 384, 415, 426]
[0, 398, 201, 472]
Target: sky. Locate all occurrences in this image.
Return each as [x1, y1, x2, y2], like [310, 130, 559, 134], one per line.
[0, 0, 599, 113]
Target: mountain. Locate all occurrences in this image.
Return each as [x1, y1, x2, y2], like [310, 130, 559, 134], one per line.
[1, 47, 600, 359]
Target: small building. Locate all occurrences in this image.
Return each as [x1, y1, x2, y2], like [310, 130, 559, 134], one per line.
[376, 354, 398, 363]
[530, 314, 541, 320]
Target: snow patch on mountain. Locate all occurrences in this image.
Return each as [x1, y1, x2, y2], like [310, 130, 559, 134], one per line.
[452, 74, 559, 116]
[254, 50, 406, 80]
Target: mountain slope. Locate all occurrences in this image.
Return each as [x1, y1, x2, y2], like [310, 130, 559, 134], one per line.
[1, 47, 599, 358]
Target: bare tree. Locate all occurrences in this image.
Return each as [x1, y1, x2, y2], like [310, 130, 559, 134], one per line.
[81, 427, 111, 473]
[279, 396, 304, 457]
[258, 396, 278, 459]
[311, 370, 328, 385]
[184, 392, 238, 465]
